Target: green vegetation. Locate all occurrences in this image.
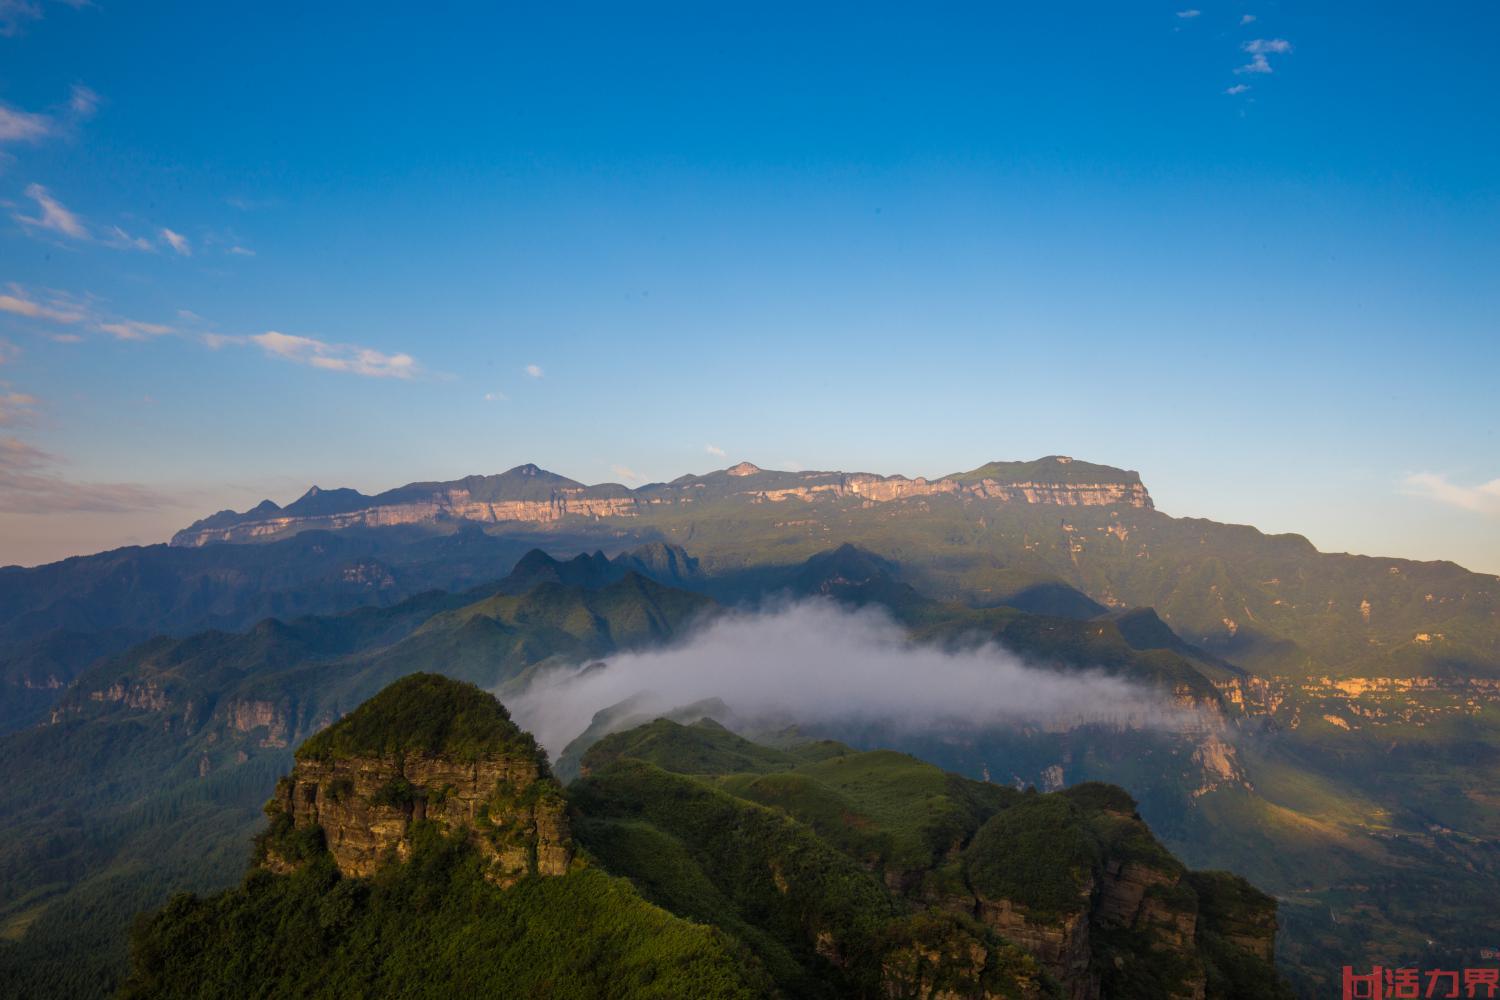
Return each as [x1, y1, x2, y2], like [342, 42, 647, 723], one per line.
[116, 682, 1292, 1000]
[4, 491, 1495, 999]
[964, 795, 1102, 919]
[573, 717, 1287, 1000]
[944, 456, 1143, 486]
[582, 716, 833, 776]
[296, 673, 535, 763]
[0, 564, 710, 999]
[122, 838, 767, 1000]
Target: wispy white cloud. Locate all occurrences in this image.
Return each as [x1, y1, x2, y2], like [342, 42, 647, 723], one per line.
[14, 183, 87, 238]
[5, 281, 417, 381]
[68, 84, 98, 117]
[0, 104, 54, 143]
[483, 390, 507, 402]
[0, 282, 180, 344]
[225, 194, 276, 211]
[1225, 83, 1251, 95]
[159, 227, 190, 256]
[705, 443, 726, 458]
[524, 363, 544, 378]
[1176, 9, 1201, 18]
[610, 464, 643, 483]
[0, 0, 41, 37]
[1404, 473, 1500, 516]
[97, 320, 173, 341]
[0, 80, 98, 143]
[250, 331, 418, 379]
[0, 435, 180, 514]
[1240, 14, 1257, 25]
[14, 196, 199, 256]
[227, 245, 255, 256]
[1, 0, 92, 38]
[1237, 38, 1291, 74]
[103, 225, 154, 252]
[0, 286, 86, 324]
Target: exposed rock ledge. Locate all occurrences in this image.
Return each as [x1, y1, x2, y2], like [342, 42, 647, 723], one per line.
[172, 457, 1154, 547]
[266, 751, 571, 885]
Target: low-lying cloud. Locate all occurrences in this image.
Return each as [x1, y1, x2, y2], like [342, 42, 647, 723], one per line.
[509, 600, 1203, 758]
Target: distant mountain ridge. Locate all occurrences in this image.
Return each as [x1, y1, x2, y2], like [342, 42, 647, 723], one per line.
[171, 456, 1152, 547]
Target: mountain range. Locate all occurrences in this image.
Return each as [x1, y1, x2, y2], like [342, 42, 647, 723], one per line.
[0, 455, 1496, 997]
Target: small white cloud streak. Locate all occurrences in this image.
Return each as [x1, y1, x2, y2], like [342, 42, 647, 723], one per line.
[0, 104, 54, 142]
[484, 390, 506, 402]
[1240, 14, 1257, 25]
[1244, 38, 1291, 54]
[705, 444, 726, 458]
[98, 320, 173, 341]
[1404, 472, 1500, 516]
[250, 330, 418, 379]
[1225, 84, 1251, 95]
[0, 288, 85, 324]
[524, 363, 544, 378]
[160, 227, 190, 255]
[105, 225, 155, 251]
[14, 183, 87, 238]
[69, 84, 98, 117]
[509, 600, 1204, 758]
[611, 464, 643, 483]
[1176, 9, 1201, 18]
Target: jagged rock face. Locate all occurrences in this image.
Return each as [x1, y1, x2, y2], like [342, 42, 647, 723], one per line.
[879, 937, 1045, 1000]
[170, 459, 1153, 546]
[267, 752, 571, 885]
[972, 897, 1094, 1000]
[226, 698, 291, 748]
[176, 489, 638, 546]
[959, 808, 1229, 1000]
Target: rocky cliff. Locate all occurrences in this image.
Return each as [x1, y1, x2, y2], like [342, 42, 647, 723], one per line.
[957, 786, 1253, 1000]
[259, 673, 571, 885]
[171, 455, 1153, 546]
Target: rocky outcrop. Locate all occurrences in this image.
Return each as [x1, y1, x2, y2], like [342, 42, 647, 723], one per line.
[266, 750, 571, 885]
[260, 674, 571, 886]
[974, 897, 1094, 999]
[224, 698, 292, 748]
[171, 456, 1153, 546]
[176, 488, 639, 546]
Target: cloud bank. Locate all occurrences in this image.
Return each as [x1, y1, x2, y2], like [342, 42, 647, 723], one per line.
[508, 600, 1202, 757]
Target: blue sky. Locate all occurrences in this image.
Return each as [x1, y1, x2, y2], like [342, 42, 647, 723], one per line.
[0, 3, 1496, 572]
